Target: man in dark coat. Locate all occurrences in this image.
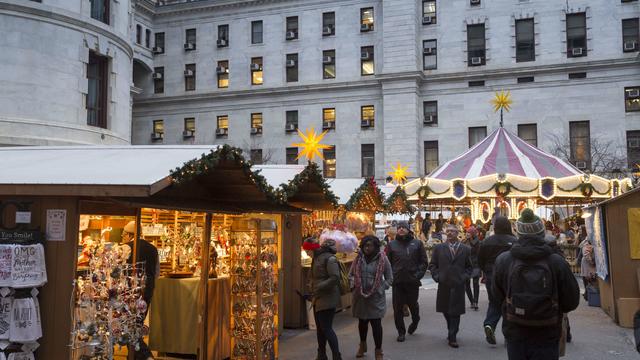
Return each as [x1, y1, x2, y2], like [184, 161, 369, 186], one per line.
[386, 221, 428, 342]
[493, 209, 579, 360]
[477, 216, 515, 344]
[428, 224, 473, 348]
[421, 213, 432, 240]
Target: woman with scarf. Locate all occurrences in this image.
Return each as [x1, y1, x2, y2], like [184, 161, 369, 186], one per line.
[349, 235, 393, 360]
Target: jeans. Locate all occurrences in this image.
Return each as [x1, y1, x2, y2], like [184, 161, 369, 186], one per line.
[392, 283, 420, 335]
[314, 308, 340, 359]
[466, 276, 480, 304]
[443, 313, 461, 342]
[507, 339, 559, 360]
[358, 318, 383, 349]
[483, 271, 502, 329]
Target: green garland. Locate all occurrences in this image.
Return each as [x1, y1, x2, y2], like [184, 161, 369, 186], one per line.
[345, 178, 385, 211]
[466, 181, 539, 195]
[169, 144, 283, 204]
[557, 182, 610, 196]
[383, 187, 415, 214]
[280, 162, 339, 208]
[406, 184, 450, 198]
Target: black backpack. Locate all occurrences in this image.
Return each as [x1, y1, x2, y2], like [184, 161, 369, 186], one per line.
[505, 257, 560, 327]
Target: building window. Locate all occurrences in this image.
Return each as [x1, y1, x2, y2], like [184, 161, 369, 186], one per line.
[361, 144, 375, 178]
[517, 123, 538, 147]
[183, 117, 195, 138]
[625, 86, 640, 112]
[323, 50, 336, 79]
[322, 108, 336, 130]
[569, 121, 590, 169]
[184, 64, 196, 91]
[468, 80, 485, 87]
[467, 24, 486, 66]
[422, 39, 437, 70]
[145, 29, 151, 48]
[568, 72, 587, 79]
[251, 113, 263, 135]
[360, 8, 374, 32]
[286, 147, 298, 165]
[152, 120, 163, 141]
[627, 130, 640, 169]
[622, 18, 639, 52]
[424, 141, 439, 174]
[361, 105, 374, 128]
[153, 67, 164, 94]
[286, 16, 298, 40]
[566, 13, 587, 57]
[217, 60, 229, 88]
[216, 115, 228, 137]
[251, 57, 263, 85]
[136, 25, 142, 44]
[218, 24, 229, 47]
[361, 46, 374, 76]
[86, 51, 108, 129]
[468, 126, 487, 148]
[517, 76, 534, 83]
[251, 20, 263, 44]
[323, 12, 335, 36]
[286, 53, 298, 83]
[323, 146, 336, 178]
[89, 0, 109, 24]
[423, 101, 438, 126]
[516, 18, 535, 62]
[250, 149, 263, 165]
[422, 1, 436, 25]
[185, 28, 196, 51]
[154, 32, 165, 54]
[286, 110, 298, 132]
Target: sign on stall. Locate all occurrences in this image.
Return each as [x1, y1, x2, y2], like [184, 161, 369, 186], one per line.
[45, 209, 66, 242]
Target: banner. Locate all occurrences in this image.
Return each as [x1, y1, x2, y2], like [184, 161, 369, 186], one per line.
[586, 206, 609, 280]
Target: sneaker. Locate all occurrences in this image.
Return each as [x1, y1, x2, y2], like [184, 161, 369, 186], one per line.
[397, 334, 405, 342]
[448, 341, 459, 348]
[407, 322, 418, 335]
[484, 325, 496, 345]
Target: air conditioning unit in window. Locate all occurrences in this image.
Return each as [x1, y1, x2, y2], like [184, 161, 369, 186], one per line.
[184, 69, 194, 77]
[285, 123, 297, 132]
[322, 56, 334, 64]
[151, 132, 163, 141]
[627, 89, 640, 98]
[322, 26, 334, 36]
[628, 139, 640, 148]
[423, 16, 433, 25]
[624, 41, 638, 51]
[217, 39, 228, 47]
[471, 57, 483, 65]
[322, 121, 335, 130]
[216, 66, 227, 75]
[183, 130, 195, 138]
[286, 59, 296, 68]
[216, 128, 228, 136]
[423, 46, 436, 55]
[251, 127, 262, 135]
[361, 120, 373, 128]
[152, 72, 163, 80]
[152, 46, 164, 54]
[571, 47, 584, 57]
[470, 0, 481, 5]
[424, 115, 437, 125]
[184, 42, 195, 51]
[574, 161, 588, 170]
[361, 51, 371, 60]
[360, 23, 372, 32]
[286, 31, 297, 40]
[250, 63, 262, 71]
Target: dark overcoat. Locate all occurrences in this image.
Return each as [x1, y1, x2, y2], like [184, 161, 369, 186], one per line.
[428, 242, 473, 315]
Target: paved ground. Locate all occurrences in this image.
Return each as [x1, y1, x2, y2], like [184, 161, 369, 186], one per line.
[280, 278, 637, 360]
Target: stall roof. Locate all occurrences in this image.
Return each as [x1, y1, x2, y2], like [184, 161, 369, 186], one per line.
[326, 178, 368, 204]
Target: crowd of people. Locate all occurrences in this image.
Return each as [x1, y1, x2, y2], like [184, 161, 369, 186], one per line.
[303, 207, 597, 360]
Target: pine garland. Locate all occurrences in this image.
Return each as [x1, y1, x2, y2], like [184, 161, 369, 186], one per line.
[280, 162, 339, 208]
[383, 187, 415, 214]
[346, 178, 385, 211]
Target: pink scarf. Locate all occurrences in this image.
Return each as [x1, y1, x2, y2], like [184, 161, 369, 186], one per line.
[350, 251, 387, 298]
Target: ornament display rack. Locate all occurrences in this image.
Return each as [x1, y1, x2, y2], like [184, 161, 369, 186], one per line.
[230, 219, 279, 360]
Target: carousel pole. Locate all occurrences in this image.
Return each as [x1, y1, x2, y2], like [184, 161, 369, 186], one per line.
[500, 108, 504, 128]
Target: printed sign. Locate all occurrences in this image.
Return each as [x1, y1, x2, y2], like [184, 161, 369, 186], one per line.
[12, 245, 46, 288]
[0, 246, 12, 287]
[45, 209, 66, 241]
[14, 212, 30, 225]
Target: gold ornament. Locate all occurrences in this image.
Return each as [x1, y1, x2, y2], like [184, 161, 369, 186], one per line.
[388, 163, 410, 184]
[491, 90, 513, 113]
[291, 128, 332, 161]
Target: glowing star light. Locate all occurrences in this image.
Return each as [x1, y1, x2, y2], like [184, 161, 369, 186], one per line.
[491, 90, 513, 113]
[388, 163, 411, 184]
[291, 128, 331, 161]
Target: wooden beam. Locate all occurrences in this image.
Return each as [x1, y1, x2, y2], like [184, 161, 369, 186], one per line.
[0, 184, 151, 197]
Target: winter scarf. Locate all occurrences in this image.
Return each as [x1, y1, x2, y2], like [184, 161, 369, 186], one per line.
[351, 251, 387, 298]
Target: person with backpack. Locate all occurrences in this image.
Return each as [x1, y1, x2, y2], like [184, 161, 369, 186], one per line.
[477, 216, 515, 345]
[386, 221, 428, 342]
[493, 209, 580, 360]
[429, 224, 473, 348]
[348, 235, 393, 360]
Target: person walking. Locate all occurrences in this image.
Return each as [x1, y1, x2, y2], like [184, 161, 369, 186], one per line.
[493, 209, 580, 360]
[463, 226, 481, 311]
[305, 236, 343, 360]
[578, 237, 596, 301]
[428, 224, 473, 348]
[349, 236, 393, 360]
[421, 213, 432, 241]
[386, 221, 428, 342]
[477, 216, 515, 345]
[434, 213, 445, 240]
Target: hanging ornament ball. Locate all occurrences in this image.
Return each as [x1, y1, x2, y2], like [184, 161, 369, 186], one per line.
[136, 298, 148, 313]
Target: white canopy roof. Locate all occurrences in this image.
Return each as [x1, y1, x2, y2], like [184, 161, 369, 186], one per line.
[325, 178, 368, 204]
[252, 164, 305, 188]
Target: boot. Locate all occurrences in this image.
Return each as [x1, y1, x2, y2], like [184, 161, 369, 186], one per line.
[356, 342, 367, 358]
[375, 349, 384, 360]
[315, 349, 328, 360]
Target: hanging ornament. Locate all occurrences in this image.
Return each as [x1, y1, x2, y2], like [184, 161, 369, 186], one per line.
[291, 128, 332, 161]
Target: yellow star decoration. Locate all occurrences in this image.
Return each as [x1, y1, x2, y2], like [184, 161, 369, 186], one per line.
[491, 90, 513, 113]
[291, 128, 331, 161]
[388, 163, 411, 184]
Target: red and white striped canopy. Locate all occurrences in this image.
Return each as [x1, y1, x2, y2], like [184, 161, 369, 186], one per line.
[429, 127, 582, 180]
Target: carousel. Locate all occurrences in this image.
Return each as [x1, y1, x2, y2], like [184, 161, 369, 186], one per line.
[404, 91, 634, 223]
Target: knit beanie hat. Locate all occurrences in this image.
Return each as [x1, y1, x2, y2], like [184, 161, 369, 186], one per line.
[516, 208, 545, 236]
[397, 221, 410, 230]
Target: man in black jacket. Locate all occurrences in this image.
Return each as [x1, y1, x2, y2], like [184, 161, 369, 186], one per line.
[386, 221, 428, 342]
[477, 216, 515, 344]
[493, 209, 579, 360]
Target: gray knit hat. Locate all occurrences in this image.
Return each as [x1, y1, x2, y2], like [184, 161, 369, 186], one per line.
[516, 208, 545, 236]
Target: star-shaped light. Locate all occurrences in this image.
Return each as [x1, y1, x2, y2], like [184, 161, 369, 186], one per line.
[491, 90, 513, 113]
[291, 128, 331, 161]
[388, 163, 411, 184]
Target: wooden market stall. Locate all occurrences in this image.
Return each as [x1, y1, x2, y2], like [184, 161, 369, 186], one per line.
[0, 145, 304, 360]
